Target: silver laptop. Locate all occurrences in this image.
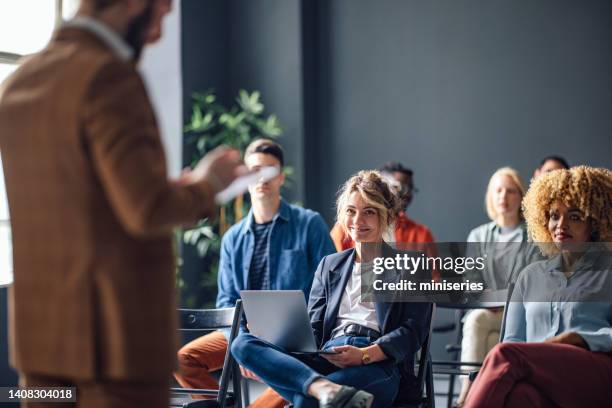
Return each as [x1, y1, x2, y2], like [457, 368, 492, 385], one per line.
[240, 290, 337, 355]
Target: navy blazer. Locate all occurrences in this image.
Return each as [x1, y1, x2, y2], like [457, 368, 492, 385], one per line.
[307, 248, 432, 370]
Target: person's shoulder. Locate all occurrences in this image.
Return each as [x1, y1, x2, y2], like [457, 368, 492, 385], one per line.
[467, 221, 496, 241]
[222, 218, 249, 241]
[287, 201, 317, 217]
[3, 31, 118, 93]
[470, 221, 496, 234]
[63, 28, 132, 73]
[319, 248, 353, 270]
[401, 215, 426, 228]
[403, 216, 434, 236]
[286, 202, 326, 224]
[519, 258, 549, 273]
[514, 258, 550, 285]
[593, 245, 612, 267]
[327, 247, 352, 259]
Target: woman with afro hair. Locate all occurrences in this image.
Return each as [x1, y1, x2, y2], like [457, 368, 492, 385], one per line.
[464, 166, 612, 408]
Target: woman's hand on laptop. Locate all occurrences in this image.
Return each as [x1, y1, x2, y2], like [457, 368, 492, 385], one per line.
[240, 366, 262, 382]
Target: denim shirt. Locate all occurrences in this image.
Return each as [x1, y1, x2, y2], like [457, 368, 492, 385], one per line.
[504, 247, 612, 352]
[216, 199, 335, 309]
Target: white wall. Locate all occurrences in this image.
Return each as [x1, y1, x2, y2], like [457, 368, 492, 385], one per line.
[139, 1, 183, 178]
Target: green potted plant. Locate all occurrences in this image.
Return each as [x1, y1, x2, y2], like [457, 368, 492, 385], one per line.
[180, 89, 285, 307]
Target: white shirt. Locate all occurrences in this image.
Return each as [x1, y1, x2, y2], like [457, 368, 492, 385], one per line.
[332, 262, 380, 338]
[63, 16, 133, 61]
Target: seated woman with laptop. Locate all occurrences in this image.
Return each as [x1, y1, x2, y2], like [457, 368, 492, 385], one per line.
[231, 170, 431, 408]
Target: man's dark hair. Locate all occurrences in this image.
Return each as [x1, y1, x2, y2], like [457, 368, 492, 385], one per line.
[379, 162, 413, 177]
[539, 155, 570, 170]
[245, 139, 284, 167]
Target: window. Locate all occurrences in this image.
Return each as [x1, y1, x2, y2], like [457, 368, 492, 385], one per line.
[0, 0, 80, 286]
[0, 59, 18, 287]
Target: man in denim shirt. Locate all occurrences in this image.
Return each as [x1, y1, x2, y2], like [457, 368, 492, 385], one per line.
[175, 139, 335, 408]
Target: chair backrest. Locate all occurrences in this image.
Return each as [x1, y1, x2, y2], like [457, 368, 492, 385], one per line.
[175, 300, 244, 408]
[435, 287, 508, 311]
[415, 303, 435, 391]
[178, 305, 238, 331]
[392, 303, 435, 408]
[218, 300, 243, 407]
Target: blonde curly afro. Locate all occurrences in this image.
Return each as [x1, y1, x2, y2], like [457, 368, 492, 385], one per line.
[522, 166, 612, 254]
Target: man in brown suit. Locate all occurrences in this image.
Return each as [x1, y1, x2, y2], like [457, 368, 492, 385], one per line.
[0, 0, 244, 406]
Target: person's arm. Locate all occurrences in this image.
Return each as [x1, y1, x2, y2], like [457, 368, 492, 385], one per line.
[307, 257, 328, 346]
[422, 227, 435, 244]
[372, 302, 431, 363]
[502, 281, 527, 342]
[308, 215, 336, 273]
[551, 303, 612, 351]
[83, 60, 239, 237]
[545, 331, 590, 349]
[216, 231, 240, 309]
[570, 327, 612, 351]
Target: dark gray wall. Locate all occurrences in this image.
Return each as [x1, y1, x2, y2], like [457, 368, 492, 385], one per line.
[182, 0, 305, 203]
[181, 0, 229, 137]
[228, 0, 304, 202]
[180, 0, 230, 307]
[183, 0, 612, 241]
[310, 0, 612, 240]
[181, 0, 612, 291]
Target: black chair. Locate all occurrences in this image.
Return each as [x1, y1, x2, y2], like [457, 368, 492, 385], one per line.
[394, 303, 436, 408]
[432, 286, 515, 408]
[170, 300, 244, 408]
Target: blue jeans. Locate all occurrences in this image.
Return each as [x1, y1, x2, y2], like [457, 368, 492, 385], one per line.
[231, 333, 400, 408]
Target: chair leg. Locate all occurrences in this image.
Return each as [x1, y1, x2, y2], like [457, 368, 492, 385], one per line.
[241, 377, 250, 407]
[446, 373, 455, 408]
[447, 309, 464, 408]
[426, 357, 435, 408]
[231, 361, 243, 408]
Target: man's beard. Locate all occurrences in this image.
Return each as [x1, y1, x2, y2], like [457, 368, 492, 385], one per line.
[124, 1, 155, 61]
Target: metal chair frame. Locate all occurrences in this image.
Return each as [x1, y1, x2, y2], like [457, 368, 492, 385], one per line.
[394, 303, 437, 408]
[170, 300, 244, 408]
[431, 285, 515, 408]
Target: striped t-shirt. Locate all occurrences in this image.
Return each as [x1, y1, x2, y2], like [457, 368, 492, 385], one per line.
[247, 221, 273, 290]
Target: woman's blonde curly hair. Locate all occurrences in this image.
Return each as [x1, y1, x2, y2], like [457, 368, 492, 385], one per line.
[522, 166, 612, 254]
[336, 170, 401, 240]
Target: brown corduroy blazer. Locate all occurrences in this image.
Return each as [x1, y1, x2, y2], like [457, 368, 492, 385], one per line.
[0, 27, 214, 381]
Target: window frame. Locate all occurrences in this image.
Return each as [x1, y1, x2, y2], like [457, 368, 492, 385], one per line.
[0, 0, 66, 63]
